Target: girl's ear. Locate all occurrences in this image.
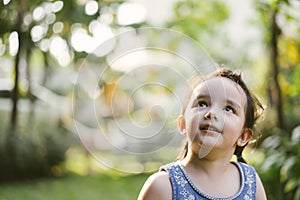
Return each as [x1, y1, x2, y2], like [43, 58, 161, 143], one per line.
[237, 128, 253, 147]
[177, 115, 186, 135]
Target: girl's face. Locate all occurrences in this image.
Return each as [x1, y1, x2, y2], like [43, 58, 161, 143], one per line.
[180, 77, 251, 158]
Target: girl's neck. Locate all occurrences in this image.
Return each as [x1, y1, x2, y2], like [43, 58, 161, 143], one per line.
[179, 151, 242, 198]
[180, 150, 233, 176]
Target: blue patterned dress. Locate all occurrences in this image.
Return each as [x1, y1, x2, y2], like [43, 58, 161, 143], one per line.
[160, 161, 256, 200]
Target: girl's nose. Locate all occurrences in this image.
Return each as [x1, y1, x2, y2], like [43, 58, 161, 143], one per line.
[204, 111, 218, 121]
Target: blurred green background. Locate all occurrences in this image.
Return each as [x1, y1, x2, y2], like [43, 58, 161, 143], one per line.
[0, 0, 300, 199]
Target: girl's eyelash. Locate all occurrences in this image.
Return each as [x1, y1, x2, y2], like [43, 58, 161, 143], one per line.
[225, 105, 235, 113]
[197, 100, 207, 107]
[194, 100, 237, 113]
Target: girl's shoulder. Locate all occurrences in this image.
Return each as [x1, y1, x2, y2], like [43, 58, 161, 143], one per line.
[146, 170, 170, 183]
[137, 170, 172, 200]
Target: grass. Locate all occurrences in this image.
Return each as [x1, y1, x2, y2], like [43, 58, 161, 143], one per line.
[0, 146, 265, 200]
[0, 173, 149, 200]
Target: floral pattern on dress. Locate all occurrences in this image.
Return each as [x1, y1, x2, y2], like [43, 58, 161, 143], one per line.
[161, 162, 257, 200]
[243, 166, 255, 200]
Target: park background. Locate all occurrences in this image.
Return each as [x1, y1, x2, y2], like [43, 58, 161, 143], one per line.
[0, 0, 300, 199]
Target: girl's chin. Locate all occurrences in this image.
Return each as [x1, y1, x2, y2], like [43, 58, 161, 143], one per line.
[197, 134, 221, 145]
[194, 139, 221, 158]
[187, 141, 219, 159]
[190, 143, 215, 159]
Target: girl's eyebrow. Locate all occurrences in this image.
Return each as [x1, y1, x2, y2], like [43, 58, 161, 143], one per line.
[195, 94, 210, 99]
[190, 94, 209, 105]
[193, 94, 210, 103]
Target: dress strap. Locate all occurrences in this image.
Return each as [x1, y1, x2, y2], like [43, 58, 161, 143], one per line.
[236, 162, 257, 199]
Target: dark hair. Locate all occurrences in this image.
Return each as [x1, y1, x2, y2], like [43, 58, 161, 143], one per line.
[178, 67, 264, 163]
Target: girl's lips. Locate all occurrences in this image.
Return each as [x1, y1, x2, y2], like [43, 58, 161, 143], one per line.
[199, 124, 221, 133]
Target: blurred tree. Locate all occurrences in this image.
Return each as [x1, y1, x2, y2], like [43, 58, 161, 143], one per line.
[255, 0, 300, 199]
[0, 0, 127, 179]
[0, 0, 125, 128]
[166, 0, 230, 61]
[256, 0, 300, 130]
[168, 0, 229, 39]
[256, 0, 285, 129]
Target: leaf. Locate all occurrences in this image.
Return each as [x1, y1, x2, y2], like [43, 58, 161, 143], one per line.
[280, 156, 296, 182]
[284, 178, 298, 193]
[294, 185, 300, 200]
[291, 126, 300, 145]
[261, 152, 284, 171]
[261, 135, 281, 150]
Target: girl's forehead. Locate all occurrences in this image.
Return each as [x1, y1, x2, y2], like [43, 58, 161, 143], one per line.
[191, 77, 247, 104]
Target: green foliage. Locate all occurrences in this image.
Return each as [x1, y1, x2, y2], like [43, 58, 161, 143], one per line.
[0, 118, 71, 182]
[168, 0, 229, 41]
[259, 125, 300, 200]
[255, 0, 300, 89]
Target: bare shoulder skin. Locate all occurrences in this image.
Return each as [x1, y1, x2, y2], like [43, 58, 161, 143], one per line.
[137, 171, 172, 200]
[256, 172, 267, 200]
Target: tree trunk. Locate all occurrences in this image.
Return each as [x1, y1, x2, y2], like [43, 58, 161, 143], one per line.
[270, 10, 285, 129]
[42, 52, 49, 86]
[10, 0, 26, 128]
[26, 43, 36, 121]
[10, 31, 21, 128]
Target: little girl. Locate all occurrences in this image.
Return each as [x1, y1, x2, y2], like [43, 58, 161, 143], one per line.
[138, 68, 267, 200]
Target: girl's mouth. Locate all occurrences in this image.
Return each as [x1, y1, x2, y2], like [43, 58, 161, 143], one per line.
[199, 124, 221, 133]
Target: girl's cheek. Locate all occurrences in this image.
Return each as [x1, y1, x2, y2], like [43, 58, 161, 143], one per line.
[186, 114, 201, 141]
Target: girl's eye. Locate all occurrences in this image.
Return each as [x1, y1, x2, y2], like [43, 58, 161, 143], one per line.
[197, 101, 208, 108]
[224, 105, 234, 113]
